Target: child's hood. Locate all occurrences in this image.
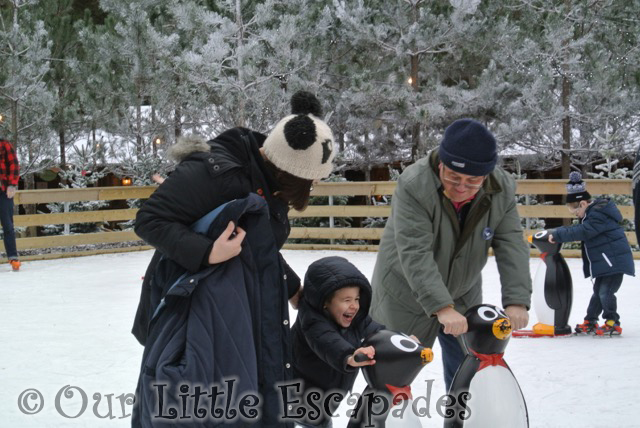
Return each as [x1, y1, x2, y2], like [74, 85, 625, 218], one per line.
[587, 198, 622, 222]
[302, 256, 373, 324]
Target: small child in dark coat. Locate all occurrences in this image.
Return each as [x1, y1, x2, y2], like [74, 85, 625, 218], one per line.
[548, 172, 635, 336]
[292, 256, 385, 427]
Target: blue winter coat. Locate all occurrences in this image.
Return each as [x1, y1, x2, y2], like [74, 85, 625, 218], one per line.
[132, 194, 292, 427]
[553, 198, 635, 279]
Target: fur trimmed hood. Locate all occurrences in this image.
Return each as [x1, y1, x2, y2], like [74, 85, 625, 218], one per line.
[166, 135, 210, 163]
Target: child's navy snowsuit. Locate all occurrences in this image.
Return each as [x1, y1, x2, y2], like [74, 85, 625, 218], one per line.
[553, 198, 634, 323]
[292, 256, 384, 425]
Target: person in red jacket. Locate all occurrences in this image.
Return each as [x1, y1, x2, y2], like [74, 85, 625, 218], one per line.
[0, 138, 20, 271]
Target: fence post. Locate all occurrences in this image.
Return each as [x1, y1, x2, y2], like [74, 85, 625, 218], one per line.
[525, 195, 531, 230]
[64, 202, 70, 235]
[329, 195, 334, 245]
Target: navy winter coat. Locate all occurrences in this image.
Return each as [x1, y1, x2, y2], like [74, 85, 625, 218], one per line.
[292, 257, 384, 398]
[132, 128, 300, 427]
[132, 129, 300, 334]
[553, 198, 635, 279]
[132, 194, 290, 427]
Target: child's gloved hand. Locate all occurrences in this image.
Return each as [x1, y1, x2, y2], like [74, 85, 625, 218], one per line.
[347, 346, 376, 367]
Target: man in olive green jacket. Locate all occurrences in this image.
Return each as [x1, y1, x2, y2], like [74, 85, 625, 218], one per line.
[370, 119, 532, 391]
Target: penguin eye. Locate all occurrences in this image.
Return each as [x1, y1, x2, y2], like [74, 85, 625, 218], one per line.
[477, 306, 499, 321]
[390, 334, 419, 353]
[496, 307, 507, 318]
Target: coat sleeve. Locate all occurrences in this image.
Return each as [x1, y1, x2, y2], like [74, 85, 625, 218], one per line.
[2, 141, 20, 186]
[391, 176, 454, 317]
[553, 214, 606, 244]
[300, 307, 357, 373]
[361, 315, 385, 338]
[490, 177, 532, 309]
[135, 159, 249, 273]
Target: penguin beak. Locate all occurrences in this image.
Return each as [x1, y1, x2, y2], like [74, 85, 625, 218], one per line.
[420, 348, 434, 365]
[527, 235, 533, 243]
[493, 318, 512, 340]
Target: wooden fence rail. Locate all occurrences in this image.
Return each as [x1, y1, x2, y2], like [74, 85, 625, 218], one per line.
[2, 179, 637, 261]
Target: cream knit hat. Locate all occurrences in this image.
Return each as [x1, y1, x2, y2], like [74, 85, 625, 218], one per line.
[263, 91, 335, 180]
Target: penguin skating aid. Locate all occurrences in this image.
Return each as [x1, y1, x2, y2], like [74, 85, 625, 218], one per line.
[445, 304, 529, 428]
[513, 230, 573, 338]
[348, 330, 433, 427]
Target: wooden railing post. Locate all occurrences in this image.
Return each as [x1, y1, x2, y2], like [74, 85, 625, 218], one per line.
[329, 194, 334, 245]
[64, 202, 70, 235]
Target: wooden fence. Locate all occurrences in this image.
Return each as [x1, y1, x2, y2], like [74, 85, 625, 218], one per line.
[1, 179, 637, 261]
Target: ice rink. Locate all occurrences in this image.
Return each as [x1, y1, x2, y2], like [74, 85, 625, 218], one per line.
[2, 249, 639, 427]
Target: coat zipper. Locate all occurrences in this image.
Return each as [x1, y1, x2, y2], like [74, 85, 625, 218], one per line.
[582, 211, 595, 279]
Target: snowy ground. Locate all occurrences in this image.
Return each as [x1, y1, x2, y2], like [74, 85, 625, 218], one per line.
[1, 249, 639, 428]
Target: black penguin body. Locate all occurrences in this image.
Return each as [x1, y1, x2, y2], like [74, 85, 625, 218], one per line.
[348, 330, 433, 428]
[528, 229, 573, 335]
[445, 304, 529, 428]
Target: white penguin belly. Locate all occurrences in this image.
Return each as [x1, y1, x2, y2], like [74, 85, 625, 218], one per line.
[384, 398, 423, 428]
[464, 366, 528, 428]
[533, 261, 555, 325]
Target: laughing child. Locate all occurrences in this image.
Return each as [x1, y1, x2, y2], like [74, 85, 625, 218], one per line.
[291, 256, 385, 427]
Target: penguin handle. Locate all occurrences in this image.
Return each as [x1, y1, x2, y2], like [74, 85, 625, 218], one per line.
[528, 230, 562, 255]
[354, 353, 372, 363]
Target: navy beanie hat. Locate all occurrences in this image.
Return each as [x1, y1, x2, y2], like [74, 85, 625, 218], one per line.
[438, 119, 498, 176]
[566, 171, 591, 203]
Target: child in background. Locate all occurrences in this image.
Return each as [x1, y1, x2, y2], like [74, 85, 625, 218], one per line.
[291, 256, 385, 427]
[548, 171, 634, 336]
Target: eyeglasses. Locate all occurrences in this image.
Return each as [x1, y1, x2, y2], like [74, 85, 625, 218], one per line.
[441, 170, 485, 190]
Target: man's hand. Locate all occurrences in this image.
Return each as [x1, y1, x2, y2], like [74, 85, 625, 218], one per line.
[505, 305, 529, 331]
[548, 233, 556, 244]
[436, 306, 468, 336]
[208, 222, 246, 264]
[347, 346, 376, 367]
[6, 186, 16, 199]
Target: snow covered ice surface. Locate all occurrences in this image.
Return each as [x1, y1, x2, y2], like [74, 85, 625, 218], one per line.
[1, 249, 639, 428]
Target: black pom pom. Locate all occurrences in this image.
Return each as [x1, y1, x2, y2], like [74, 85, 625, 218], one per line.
[283, 116, 317, 150]
[290, 91, 323, 117]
